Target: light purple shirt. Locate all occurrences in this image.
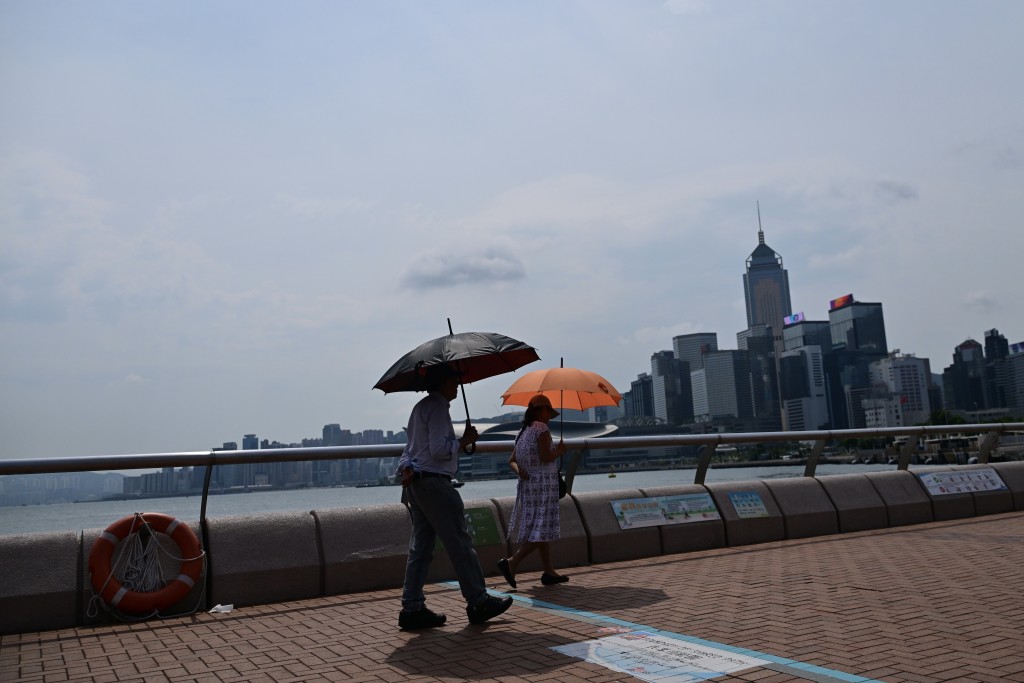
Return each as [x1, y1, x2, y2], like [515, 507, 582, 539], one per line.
[396, 391, 461, 477]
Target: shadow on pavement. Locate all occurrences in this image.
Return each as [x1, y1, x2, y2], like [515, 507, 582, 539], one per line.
[519, 583, 670, 610]
[386, 628, 580, 679]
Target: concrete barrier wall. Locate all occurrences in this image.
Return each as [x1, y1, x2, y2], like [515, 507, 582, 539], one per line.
[705, 481, 785, 547]
[762, 478, 839, 539]
[816, 473, 889, 532]
[206, 511, 321, 608]
[991, 461, 1024, 510]
[957, 464, 1016, 515]
[4, 464, 1024, 635]
[912, 466, 976, 521]
[638, 485, 726, 554]
[0, 531, 79, 634]
[572, 489, 661, 564]
[863, 470, 933, 527]
[316, 504, 411, 595]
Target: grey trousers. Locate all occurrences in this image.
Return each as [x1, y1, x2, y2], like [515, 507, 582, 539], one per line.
[401, 476, 488, 611]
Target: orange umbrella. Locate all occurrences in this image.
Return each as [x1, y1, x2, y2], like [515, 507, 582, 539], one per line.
[500, 360, 622, 412]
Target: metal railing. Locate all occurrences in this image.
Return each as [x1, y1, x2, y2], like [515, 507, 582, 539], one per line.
[3, 422, 1021, 521]
[5, 422, 1019, 622]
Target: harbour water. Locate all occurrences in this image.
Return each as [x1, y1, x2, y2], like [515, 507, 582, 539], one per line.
[0, 463, 898, 536]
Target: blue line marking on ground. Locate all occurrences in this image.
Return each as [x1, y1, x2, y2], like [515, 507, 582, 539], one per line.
[444, 582, 882, 683]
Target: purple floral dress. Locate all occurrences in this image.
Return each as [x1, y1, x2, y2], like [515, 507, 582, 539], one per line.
[507, 422, 561, 543]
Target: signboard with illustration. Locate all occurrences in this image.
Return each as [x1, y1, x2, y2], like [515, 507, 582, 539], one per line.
[727, 491, 770, 518]
[436, 506, 500, 550]
[917, 469, 1007, 496]
[610, 494, 721, 530]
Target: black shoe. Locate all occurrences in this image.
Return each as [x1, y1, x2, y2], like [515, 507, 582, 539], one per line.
[399, 607, 447, 630]
[466, 595, 513, 625]
[541, 572, 569, 585]
[497, 558, 517, 589]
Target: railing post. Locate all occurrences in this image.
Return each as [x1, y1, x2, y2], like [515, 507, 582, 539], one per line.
[564, 442, 585, 495]
[978, 431, 1000, 463]
[803, 439, 827, 477]
[898, 435, 918, 471]
[200, 452, 215, 610]
[694, 442, 716, 485]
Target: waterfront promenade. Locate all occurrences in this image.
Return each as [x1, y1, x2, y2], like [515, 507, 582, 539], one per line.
[3, 510, 1022, 683]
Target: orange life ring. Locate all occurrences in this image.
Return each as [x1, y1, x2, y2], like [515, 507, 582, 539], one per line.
[88, 512, 204, 614]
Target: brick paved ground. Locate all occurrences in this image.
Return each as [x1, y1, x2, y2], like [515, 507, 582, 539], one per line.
[2, 511, 1022, 683]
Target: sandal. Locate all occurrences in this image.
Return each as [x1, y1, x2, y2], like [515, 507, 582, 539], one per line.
[497, 558, 517, 589]
[541, 572, 569, 585]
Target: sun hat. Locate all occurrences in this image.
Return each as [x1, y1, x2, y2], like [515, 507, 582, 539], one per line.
[528, 394, 559, 417]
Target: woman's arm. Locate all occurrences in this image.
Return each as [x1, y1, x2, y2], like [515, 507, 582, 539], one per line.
[537, 430, 567, 463]
[509, 451, 528, 480]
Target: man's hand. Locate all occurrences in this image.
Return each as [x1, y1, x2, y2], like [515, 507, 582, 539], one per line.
[400, 466, 414, 487]
[459, 423, 479, 451]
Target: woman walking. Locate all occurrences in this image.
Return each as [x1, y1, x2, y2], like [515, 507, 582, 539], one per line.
[498, 394, 569, 588]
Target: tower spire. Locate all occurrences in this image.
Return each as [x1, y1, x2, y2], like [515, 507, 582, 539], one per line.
[757, 201, 764, 245]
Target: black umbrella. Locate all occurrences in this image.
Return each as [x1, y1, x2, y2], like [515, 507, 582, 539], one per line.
[374, 320, 540, 450]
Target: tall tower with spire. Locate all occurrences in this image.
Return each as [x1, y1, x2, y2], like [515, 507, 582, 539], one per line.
[743, 203, 792, 353]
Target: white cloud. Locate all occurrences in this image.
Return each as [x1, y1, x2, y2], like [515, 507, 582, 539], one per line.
[400, 246, 526, 290]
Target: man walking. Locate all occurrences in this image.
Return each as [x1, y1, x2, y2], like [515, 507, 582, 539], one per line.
[397, 363, 513, 629]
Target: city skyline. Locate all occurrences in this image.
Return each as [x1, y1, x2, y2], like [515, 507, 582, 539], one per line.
[2, 2, 1023, 459]
[205, 304, 1023, 450]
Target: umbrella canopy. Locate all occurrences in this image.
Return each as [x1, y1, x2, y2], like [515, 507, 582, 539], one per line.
[374, 331, 540, 394]
[500, 366, 622, 412]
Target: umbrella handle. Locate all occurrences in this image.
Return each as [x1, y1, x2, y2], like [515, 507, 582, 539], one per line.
[456, 368, 476, 453]
[463, 418, 476, 454]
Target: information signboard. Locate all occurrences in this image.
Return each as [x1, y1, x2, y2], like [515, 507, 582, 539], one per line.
[610, 494, 721, 530]
[727, 491, 770, 518]
[917, 468, 1007, 496]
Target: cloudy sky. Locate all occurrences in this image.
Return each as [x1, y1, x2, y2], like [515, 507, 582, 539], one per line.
[2, 1, 1022, 460]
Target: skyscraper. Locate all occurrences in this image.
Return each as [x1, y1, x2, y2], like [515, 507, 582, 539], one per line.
[737, 324, 781, 431]
[625, 373, 654, 419]
[692, 350, 752, 424]
[783, 318, 831, 352]
[943, 339, 987, 411]
[778, 345, 830, 431]
[828, 297, 888, 355]
[650, 351, 692, 424]
[826, 295, 889, 428]
[984, 328, 1011, 409]
[743, 207, 792, 354]
[672, 333, 718, 370]
[867, 352, 934, 427]
[780, 317, 834, 430]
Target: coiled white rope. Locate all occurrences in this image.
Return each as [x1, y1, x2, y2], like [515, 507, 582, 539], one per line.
[87, 512, 207, 621]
